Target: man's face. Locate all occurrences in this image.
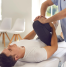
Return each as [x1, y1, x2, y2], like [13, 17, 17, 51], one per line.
[2, 44, 20, 57]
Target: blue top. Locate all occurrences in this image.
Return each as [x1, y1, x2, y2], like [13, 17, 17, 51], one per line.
[51, 0, 66, 41]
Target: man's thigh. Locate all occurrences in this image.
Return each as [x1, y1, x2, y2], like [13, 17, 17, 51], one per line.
[33, 21, 52, 46]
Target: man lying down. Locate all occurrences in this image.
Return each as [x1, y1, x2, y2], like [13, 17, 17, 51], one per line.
[0, 20, 58, 67]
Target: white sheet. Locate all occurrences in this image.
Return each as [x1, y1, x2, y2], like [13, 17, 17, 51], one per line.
[14, 58, 59, 67]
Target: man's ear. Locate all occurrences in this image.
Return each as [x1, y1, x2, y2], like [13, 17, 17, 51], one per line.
[14, 55, 19, 61]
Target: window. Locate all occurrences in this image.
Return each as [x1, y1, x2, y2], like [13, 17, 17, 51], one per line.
[0, 0, 2, 20]
[46, 6, 51, 17]
[46, 5, 58, 18]
[39, 0, 58, 18]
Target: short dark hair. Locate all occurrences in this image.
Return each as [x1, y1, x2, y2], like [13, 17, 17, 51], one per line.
[0, 53, 16, 67]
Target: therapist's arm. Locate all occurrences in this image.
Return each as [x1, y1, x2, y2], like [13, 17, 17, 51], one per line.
[45, 8, 66, 23]
[23, 30, 36, 40]
[41, 0, 54, 16]
[34, 0, 54, 22]
[36, 8, 66, 24]
[38, 0, 66, 24]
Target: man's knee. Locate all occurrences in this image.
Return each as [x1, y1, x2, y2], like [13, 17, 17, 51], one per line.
[33, 21, 41, 30]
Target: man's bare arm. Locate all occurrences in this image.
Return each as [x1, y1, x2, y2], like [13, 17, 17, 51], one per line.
[23, 30, 36, 40]
[44, 23, 58, 59]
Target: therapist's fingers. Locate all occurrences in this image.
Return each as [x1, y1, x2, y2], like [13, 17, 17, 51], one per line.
[34, 16, 41, 21]
[34, 15, 44, 21]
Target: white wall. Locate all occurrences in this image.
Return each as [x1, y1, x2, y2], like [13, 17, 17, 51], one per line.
[1, 0, 33, 41]
[32, 0, 40, 21]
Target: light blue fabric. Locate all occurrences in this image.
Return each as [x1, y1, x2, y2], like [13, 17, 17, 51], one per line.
[51, 0, 58, 6]
[51, 0, 66, 42]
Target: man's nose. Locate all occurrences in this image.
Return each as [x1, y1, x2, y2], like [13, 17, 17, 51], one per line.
[12, 44, 16, 46]
[8, 45, 12, 49]
[8, 44, 16, 48]
[2, 48, 7, 53]
[8, 45, 11, 47]
[8, 44, 11, 47]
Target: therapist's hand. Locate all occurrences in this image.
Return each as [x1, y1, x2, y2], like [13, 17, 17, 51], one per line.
[34, 15, 47, 24]
[34, 15, 45, 21]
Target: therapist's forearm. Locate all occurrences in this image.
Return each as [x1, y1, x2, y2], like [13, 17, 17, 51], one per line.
[41, 1, 49, 16]
[45, 8, 66, 23]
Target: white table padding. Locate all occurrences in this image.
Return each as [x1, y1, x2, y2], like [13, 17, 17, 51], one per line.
[52, 48, 66, 65]
[58, 41, 66, 48]
[61, 61, 66, 67]
[14, 58, 59, 67]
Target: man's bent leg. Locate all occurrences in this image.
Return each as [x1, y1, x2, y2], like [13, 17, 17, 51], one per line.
[33, 21, 52, 46]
